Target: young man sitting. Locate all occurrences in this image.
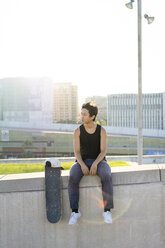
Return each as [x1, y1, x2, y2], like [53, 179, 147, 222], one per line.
[68, 102, 114, 225]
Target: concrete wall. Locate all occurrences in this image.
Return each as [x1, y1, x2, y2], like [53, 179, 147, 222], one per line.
[0, 165, 165, 248]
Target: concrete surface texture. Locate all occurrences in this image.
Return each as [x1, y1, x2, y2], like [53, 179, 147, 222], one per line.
[0, 164, 165, 248]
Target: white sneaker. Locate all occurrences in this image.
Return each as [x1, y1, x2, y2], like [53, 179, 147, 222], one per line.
[103, 211, 112, 224]
[68, 211, 81, 225]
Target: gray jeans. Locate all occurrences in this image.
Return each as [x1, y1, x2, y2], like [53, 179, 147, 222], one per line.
[68, 159, 114, 210]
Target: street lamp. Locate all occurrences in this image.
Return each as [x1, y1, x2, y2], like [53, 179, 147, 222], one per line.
[144, 14, 155, 24]
[125, 0, 134, 9]
[125, 0, 154, 165]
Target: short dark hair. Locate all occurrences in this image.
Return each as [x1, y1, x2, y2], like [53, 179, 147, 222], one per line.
[81, 102, 98, 121]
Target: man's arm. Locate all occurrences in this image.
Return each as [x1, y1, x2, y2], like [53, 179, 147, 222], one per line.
[90, 127, 107, 175]
[74, 128, 89, 175]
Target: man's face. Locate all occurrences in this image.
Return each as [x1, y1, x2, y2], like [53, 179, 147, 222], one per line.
[81, 108, 94, 124]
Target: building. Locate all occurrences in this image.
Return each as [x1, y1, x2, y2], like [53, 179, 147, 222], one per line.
[107, 93, 165, 130]
[85, 96, 107, 123]
[53, 83, 78, 123]
[0, 78, 79, 126]
[0, 77, 54, 124]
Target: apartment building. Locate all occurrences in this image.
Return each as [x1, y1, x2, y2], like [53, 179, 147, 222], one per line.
[53, 83, 78, 123]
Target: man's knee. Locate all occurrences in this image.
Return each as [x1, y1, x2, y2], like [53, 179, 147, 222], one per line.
[98, 161, 111, 173]
[69, 163, 83, 184]
[99, 171, 111, 182]
[97, 161, 111, 179]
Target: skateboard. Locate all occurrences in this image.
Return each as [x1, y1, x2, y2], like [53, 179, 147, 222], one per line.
[45, 158, 63, 223]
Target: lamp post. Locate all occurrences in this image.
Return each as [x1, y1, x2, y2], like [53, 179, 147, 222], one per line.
[125, 0, 154, 165]
[137, 0, 143, 165]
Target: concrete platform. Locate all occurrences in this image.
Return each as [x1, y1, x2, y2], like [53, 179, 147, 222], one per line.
[0, 164, 163, 193]
[0, 165, 165, 248]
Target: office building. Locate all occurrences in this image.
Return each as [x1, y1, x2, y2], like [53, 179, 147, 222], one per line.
[107, 93, 165, 130]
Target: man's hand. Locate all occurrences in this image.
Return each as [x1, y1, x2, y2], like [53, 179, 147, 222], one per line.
[90, 162, 98, 175]
[81, 164, 90, 175]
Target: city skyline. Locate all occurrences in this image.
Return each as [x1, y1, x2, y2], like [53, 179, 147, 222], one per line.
[1, 77, 165, 128]
[1, 76, 165, 107]
[0, 78, 79, 123]
[0, 0, 165, 98]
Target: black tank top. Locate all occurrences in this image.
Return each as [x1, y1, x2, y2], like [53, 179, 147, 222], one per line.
[80, 124, 101, 160]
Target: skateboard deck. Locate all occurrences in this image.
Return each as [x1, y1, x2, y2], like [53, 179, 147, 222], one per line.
[45, 165, 62, 223]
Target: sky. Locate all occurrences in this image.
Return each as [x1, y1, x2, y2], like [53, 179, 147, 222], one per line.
[0, 0, 165, 100]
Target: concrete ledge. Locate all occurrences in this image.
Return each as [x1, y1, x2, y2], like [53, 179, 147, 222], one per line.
[1, 165, 165, 248]
[111, 164, 161, 185]
[0, 172, 45, 193]
[158, 164, 165, 182]
[0, 165, 164, 193]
